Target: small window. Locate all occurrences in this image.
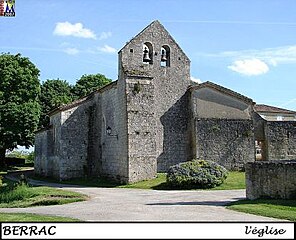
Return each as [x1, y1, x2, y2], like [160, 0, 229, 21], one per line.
[277, 116, 283, 121]
[130, 49, 133, 53]
[287, 131, 291, 139]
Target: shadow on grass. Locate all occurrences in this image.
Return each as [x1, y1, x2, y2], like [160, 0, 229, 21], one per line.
[61, 177, 123, 188]
[227, 198, 296, 207]
[31, 174, 124, 188]
[151, 182, 171, 190]
[151, 182, 225, 191]
[147, 198, 243, 206]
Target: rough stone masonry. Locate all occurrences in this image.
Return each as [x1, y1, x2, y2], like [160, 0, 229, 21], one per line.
[35, 20, 296, 183]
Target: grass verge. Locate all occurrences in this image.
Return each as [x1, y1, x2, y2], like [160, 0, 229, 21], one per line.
[33, 171, 245, 190]
[0, 213, 80, 222]
[0, 179, 88, 208]
[120, 171, 245, 190]
[211, 171, 245, 190]
[227, 199, 296, 221]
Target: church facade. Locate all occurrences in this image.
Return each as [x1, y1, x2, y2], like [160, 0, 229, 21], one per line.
[35, 21, 296, 183]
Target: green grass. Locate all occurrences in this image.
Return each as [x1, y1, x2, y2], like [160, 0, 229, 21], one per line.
[120, 171, 245, 190]
[211, 171, 245, 190]
[61, 177, 121, 188]
[0, 179, 88, 208]
[0, 213, 80, 222]
[33, 171, 246, 190]
[120, 173, 168, 190]
[227, 199, 296, 221]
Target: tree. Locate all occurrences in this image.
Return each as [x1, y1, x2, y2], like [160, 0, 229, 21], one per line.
[39, 79, 73, 128]
[72, 73, 112, 99]
[0, 53, 40, 166]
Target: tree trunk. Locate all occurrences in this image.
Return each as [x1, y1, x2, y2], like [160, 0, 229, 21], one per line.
[0, 148, 6, 167]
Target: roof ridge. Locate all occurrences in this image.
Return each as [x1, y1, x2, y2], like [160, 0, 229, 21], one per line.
[254, 104, 296, 114]
[119, 20, 190, 61]
[189, 81, 254, 104]
[48, 80, 118, 116]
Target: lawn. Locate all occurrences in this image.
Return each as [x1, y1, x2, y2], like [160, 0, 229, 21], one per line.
[211, 171, 245, 190]
[120, 171, 245, 190]
[120, 173, 168, 190]
[0, 178, 88, 208]
[0, 213, 80, 222]
[38, 171, 245, 190]
[227, 199, 296, 221]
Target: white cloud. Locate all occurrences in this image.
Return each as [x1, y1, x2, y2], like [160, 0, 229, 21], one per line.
[190, 76, 202, 84]
[99, 31, 112, 40]
[53, 22, 96, 39]
[228, 58, 269, 76]
[207, 45, 296, 66]
[63, 47, 79, 55]
[98, 45, 117, 54]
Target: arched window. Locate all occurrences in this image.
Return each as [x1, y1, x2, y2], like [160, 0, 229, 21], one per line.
[161, 45, 170, 67]
[143, 42, 153, 64]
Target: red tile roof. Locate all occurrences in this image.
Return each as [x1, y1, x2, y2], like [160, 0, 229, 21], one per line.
[254, 104, 296, 114]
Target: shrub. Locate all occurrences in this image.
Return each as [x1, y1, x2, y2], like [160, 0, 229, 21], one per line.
[0, 183, 36, 204]
[166, 159, 228, 189]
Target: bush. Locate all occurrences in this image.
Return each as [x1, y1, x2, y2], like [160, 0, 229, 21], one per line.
[0, 183, 36, 204]
[166, 159, 228, 189]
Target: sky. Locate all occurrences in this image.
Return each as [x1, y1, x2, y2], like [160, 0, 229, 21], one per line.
[0, 0, 296, 111]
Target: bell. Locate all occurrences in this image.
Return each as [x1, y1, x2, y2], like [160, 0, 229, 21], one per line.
[143, 47, 151, 62]
[161, 49, 167, 61]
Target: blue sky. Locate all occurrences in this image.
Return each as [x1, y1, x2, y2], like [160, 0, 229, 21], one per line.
[1, 0, 296, 111]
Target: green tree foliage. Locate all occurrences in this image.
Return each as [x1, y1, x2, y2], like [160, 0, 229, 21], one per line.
[39, 79, 73, 128]
[6, 150, 34, 165]
[72, 73, 112, 99]
[0, 53, 40, 165]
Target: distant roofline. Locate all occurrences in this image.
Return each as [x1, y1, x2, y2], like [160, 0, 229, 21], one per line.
[189, 81, 255, 105]
[254, 104, 296, 114]
[48, 80, 118, 116]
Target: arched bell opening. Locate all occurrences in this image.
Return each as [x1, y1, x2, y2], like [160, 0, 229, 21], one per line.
[143, 42, 153, 64]
[161, 45, 170, 67]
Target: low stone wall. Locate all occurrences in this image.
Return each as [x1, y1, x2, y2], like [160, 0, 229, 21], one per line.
[246, 160, 296, 200]
[265, 121, 296, 160]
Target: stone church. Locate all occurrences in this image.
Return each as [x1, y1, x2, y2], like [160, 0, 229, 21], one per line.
[35, 21, 296, 183]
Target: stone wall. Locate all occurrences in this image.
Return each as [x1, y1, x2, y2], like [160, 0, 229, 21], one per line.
[194, 119, 255, 170]
[125, 76, 157, 183]
[246, 160, 296, 199]
[190, 84, 255, 170]
[100, 85, 128, 182]
[34, 129, 48, 176]
[119, 20, 192, 172]
[265, 121, 296, 160]
[59, 98, 94, 180]
[35, 113, 61, 179]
